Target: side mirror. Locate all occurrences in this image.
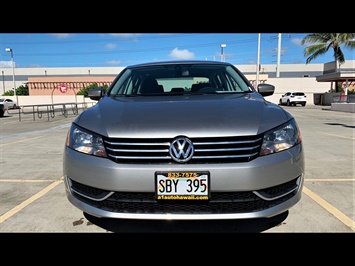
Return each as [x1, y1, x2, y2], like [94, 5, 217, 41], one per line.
[88, 88, 104, 101]
[257, 83, 275, 97]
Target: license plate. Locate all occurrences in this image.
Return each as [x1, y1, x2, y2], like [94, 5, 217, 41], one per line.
[155, 171, 210, 200]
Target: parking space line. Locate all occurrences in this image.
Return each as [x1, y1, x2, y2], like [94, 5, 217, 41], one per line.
[305, 178, 354, 181]
[320, 132, 355, 140]
[0, 177, 64, 224]
[0, 135, 44, 145]
[0, 179, 57, 183]
[302, 186, 355, 231]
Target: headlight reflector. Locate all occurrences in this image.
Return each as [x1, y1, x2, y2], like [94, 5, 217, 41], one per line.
[260, 119, 301, 156]
[66, 124, 107, 157]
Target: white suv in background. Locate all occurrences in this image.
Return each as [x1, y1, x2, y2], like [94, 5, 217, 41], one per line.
[279, 92, 307, 106]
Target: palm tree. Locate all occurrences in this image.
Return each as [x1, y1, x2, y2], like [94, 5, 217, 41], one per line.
[301, 33, 355, 67]
[301, 33, 355, 92]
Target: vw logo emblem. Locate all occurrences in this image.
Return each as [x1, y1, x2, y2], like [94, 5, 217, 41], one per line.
[169, 137, 194, 163]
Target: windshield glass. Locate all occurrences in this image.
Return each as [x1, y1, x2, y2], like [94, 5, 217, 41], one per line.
[108, 63, 253, 96]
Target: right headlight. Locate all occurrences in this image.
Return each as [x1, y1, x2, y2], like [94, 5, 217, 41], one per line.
[260, 118, 302, 156]
[65, 123, 107, 158]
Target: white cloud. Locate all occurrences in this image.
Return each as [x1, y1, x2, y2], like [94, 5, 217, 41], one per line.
[105, 43, 117, 50]
[109, 34, 141, 40]
[105, 60, 122, 66]
[169, 48, 195, 60]
[291, 37, 304, 47]
[50, 33, 72, 39]
[0, 61, 13, 68]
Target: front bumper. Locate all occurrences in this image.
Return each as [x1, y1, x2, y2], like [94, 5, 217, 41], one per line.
[63, 144, 304, 220]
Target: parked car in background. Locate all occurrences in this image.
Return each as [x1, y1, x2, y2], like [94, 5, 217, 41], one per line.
[0, 104, 5, 117]
[0, 98, 17, 110]
[279, 92, 307, 106]
[63, 60, 305, 221]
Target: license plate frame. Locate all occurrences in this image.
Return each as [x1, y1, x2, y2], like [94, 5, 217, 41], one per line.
[155, 171, 210, 201]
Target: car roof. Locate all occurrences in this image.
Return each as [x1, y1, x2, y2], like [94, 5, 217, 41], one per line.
[126, 60, 234, 69]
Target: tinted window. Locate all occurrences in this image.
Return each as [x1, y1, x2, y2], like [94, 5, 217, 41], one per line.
[108, 63, 252, 95]
[293, 92, 305, 96]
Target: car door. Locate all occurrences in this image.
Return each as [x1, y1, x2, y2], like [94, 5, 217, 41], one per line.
[281, 92, 290, 104]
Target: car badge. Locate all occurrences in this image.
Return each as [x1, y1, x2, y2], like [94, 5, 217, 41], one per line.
[169, 137, 194, 163]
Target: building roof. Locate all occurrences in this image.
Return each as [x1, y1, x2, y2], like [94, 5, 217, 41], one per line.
[316, 71, 355, 83]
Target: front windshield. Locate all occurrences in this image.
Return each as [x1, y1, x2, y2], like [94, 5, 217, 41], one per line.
[109, 63, 253, 96]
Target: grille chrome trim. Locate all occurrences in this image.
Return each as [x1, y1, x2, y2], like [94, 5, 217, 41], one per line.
[103, 135, 263, 163]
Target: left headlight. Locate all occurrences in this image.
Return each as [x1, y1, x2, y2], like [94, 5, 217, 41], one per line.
[66, 123, 107, 157]
[260, 118, 302, 156]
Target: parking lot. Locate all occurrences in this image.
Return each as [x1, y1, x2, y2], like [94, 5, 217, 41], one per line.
[0, 104, 354, 233]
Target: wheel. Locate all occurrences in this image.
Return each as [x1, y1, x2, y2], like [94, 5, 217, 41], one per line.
[287, 100, 290, 106]
[279, 99, 282, 105]
[302, 103, 306, 106]
[0, 109, 4, 117]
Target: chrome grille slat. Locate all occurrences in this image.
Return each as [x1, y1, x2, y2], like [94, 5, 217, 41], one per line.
[108, 155, 171, 159]
[195, 138, 262, 145]
[106, 148, 169, 152]
[193, 152, 259, 159]
[195, 145, 260, 152]
[105, 141, 170, 146]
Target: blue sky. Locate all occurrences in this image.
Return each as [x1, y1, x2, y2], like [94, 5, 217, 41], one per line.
[0, 33, 352, 68]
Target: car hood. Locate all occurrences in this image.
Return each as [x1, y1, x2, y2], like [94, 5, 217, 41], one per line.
[74, 93, 293, 138]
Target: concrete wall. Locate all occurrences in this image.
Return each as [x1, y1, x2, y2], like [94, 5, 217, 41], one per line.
[264, 77, 331, 105]
[6, 95, 97, 106]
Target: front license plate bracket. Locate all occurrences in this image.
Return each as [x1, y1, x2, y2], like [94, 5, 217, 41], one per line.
[155, 171, 210, 201]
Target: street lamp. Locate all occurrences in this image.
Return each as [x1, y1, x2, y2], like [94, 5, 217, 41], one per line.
[220, 44, 226, 62]
[5, 48, 16, 100]
[2, 71, 5, 95]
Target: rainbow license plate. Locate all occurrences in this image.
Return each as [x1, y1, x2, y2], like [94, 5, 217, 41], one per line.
[155, 171, 210, 200]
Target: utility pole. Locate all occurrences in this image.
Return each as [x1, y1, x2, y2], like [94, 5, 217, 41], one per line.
[256, 33, 261, 87]
[276, 33, 281, 78]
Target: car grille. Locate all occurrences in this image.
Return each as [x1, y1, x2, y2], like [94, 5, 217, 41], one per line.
[69, 177, 300, 215]
[103, 135, 263, 164]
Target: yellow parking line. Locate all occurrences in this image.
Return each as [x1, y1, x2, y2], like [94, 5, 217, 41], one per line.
[320, 132, 355, 140]
[0, 177, 64, 224]
[303, 186, 355, 231]
[0, 135, 44, 146]
[305, 179, 354, 182]
[0, 179, 57, 183]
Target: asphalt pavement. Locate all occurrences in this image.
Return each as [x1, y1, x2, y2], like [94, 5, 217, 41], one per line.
[0, 104, 354, 233]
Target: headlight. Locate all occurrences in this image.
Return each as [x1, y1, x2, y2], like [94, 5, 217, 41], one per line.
[66, 124, 107, 157]
[260, 119, 302, 156]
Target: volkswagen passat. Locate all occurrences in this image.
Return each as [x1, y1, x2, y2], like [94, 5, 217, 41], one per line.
[63, 60, 305, 220]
